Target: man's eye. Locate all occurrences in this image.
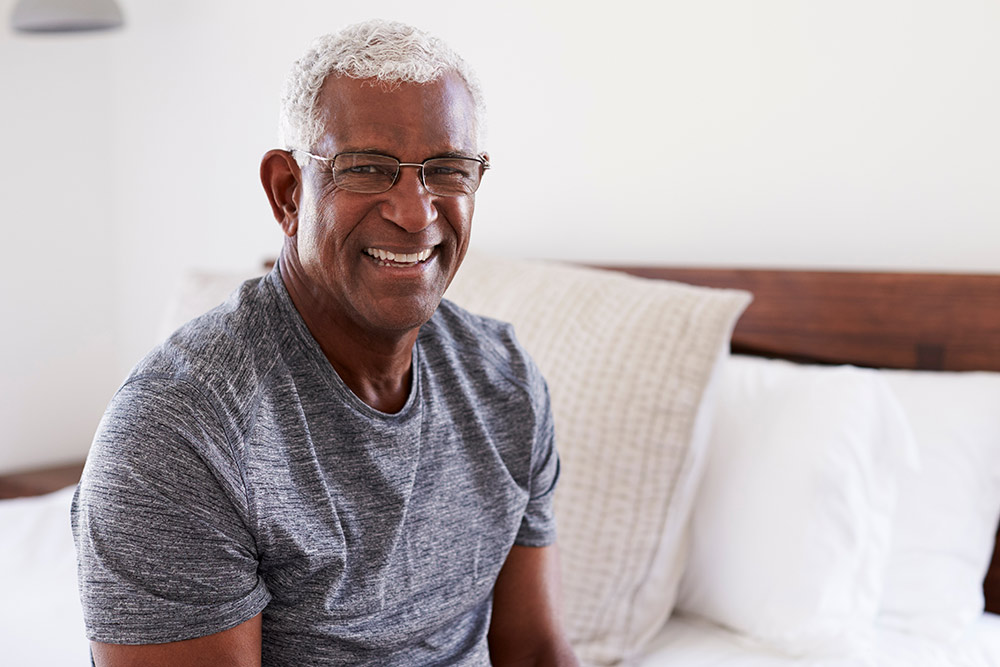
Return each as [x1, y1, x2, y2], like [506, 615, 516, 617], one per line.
[341, 164, 394, 177]
[427, 163, 470, 178]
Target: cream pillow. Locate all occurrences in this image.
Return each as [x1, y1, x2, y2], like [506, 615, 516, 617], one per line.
[676, 356, 918, 657]
[445, 253, 751, 665]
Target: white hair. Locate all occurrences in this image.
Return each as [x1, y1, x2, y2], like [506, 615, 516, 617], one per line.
[278, 19, 486, 153]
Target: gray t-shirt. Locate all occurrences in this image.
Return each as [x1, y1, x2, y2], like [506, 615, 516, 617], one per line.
[71, 268, 559, 666]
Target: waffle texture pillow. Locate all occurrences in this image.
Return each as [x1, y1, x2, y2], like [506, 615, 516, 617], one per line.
[445, 253, 751, 665]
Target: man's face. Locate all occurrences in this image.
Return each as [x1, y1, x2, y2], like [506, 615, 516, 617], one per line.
[292, 73, 481, 337]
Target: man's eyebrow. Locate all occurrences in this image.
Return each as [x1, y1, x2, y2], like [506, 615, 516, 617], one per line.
[340, 148, 394, 157]
[435, 150, 480, 159]
[339, 148, 480, 160]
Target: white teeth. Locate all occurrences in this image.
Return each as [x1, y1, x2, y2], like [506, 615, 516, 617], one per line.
[365, 248, 433, 264]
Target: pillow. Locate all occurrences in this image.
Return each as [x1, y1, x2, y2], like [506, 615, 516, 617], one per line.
[676, 355, 918, 657]
[444, 253, 751, 664]
[878, 369, 1000, 642]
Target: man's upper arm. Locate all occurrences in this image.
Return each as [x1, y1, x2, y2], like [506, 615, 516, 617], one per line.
[73, 378, 269, 645]
[488, 544, 579, 667]
[91, 613, 262, 667]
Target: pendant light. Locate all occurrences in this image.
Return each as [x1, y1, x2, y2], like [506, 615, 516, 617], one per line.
[11, 0, 124, 33]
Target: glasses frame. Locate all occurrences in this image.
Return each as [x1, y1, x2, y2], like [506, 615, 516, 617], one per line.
[293, 149, 490, 197]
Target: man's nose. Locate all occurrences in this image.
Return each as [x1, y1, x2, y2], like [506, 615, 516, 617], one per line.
[380, 165, 437, 233]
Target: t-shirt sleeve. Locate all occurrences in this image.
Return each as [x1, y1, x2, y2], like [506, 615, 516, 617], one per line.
[514, 367, 560, 548]
[71, 376, 270, 644]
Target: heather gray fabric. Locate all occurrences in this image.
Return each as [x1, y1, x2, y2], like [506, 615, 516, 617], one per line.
[71, 266, 559, 666]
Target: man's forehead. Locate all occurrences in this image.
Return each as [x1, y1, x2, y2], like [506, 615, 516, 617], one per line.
[314, 73, 479, 155]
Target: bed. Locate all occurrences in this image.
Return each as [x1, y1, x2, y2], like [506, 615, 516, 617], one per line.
[2, 256, 999, 666]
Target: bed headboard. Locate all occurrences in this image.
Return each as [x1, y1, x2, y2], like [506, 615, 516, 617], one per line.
[2, 265, 999, 612]
[602, 267, 1000, 372]
[0, 462, 84, 500]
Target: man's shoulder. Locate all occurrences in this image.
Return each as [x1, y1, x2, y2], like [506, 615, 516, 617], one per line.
[129, 275, 280, 393]
[430, 297, 515, 336]
[426, 297, 519, 358]
[423, 299, 545, 396]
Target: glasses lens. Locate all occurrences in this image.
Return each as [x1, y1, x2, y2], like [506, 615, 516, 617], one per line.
[332, 154, 399, 193]
[422, 158, 483, 196]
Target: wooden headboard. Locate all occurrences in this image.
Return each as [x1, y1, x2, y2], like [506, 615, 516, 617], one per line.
[604, 267, 1000, 372]
[2, 265, 999, 611]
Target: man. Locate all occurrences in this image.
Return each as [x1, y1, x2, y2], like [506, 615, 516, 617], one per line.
[72, 19, 578, 666]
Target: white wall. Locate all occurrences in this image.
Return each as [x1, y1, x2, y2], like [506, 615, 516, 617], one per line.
[0, 29, 121, 473]
[2, 0, 999, 473]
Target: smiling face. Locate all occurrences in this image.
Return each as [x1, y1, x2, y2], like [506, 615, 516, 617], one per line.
[286, 72, 482, 339]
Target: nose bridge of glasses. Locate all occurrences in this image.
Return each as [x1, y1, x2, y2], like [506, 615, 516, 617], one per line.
[394, 162, 430, 190]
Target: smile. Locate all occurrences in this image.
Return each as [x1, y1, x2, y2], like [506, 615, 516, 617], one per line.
[364, 247, 434, 267]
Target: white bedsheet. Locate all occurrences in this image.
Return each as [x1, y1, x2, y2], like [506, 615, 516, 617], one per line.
[638, 612, 1000, 667]
[0, 485, 90, 666]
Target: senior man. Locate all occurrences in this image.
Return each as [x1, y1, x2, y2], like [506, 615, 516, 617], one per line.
[72, 19, 578, 667]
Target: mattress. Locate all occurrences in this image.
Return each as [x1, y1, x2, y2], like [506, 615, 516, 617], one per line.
[637, 612, 1000, 667]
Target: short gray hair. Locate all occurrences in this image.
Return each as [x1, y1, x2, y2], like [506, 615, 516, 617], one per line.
[278, 19, 486, 152]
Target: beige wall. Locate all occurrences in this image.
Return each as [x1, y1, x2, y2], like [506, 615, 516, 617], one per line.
[1, 0, 999, 472]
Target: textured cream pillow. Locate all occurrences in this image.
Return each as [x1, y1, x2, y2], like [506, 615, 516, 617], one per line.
[445, 253, 751, 665]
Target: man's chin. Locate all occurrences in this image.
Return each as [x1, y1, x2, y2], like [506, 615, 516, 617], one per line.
[359, 297, 444, 337]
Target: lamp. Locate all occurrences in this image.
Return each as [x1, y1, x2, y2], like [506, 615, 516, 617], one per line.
[11, 0, 124, 33]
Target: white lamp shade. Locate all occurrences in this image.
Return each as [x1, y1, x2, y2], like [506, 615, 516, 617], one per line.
[11, 0, 124, 33]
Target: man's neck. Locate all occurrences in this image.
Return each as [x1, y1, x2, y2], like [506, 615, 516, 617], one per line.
[279, 257, 420, 414]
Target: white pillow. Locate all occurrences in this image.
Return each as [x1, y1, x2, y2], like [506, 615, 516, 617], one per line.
[677, 355, 918, 657]
[445, 253, 751, 665]
[878, 369, 1000, 642]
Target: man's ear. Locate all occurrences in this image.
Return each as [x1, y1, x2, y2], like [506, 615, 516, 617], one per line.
[260, 149, 302, 237]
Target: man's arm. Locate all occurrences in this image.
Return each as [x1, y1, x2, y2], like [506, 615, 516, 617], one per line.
[488, 544, 580, 667]
[91, 613, 262, 667]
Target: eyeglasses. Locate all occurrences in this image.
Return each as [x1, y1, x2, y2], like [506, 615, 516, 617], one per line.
[294, 150, 490, 197]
